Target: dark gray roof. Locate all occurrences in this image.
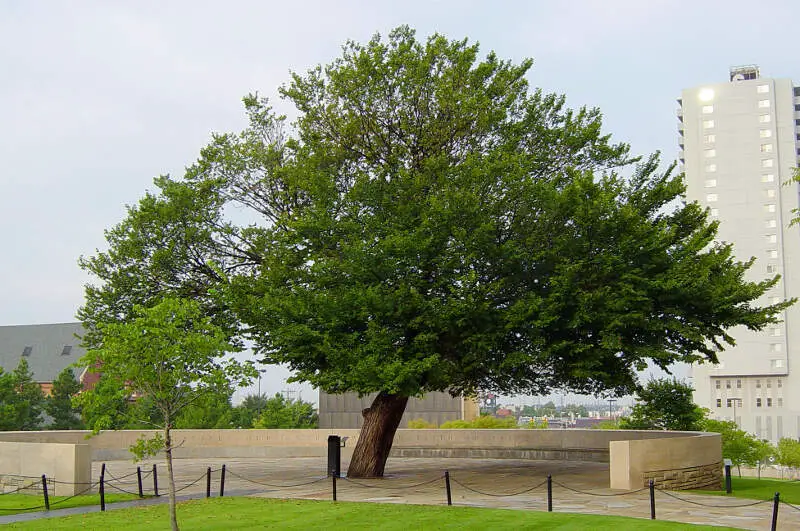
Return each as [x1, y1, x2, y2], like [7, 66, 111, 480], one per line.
[0, 322, 86, 383]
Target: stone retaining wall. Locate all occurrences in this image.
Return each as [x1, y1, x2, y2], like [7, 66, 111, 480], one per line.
[642, 461, 723, 490]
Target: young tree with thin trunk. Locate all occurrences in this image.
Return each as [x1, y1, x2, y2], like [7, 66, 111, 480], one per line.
[80, 297, 255, 531]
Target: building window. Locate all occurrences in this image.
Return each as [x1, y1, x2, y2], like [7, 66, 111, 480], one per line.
[762, 159, 774, 168]
[726, 380, 732, 389]
[767, 234, 777, 243]
[768, 250, 778, 258]
[758, 99, 771, 108]
[767, 398, 773, 407]
[767, 379, 772, 388]
[766, 190, 776, 199]
[704, 134, 716, 143]
[770, 327, 781, 337]
[765, 204, 776, 213]
[759, 114, 772, 123]
[762, 174, 775, 183]
[705, 179, 717, 188]
[716, 380, 721, 389]
[765, 219, 777, 228]
[756, 379, 761, 388]
[706, 193, 718, 202]
[771, 343, 782, 352]
[702, 105, 714, 114]
[760, 129, 773, 138]
[757, 397, 762, 407]
[716, 399, 722, 408]
[710, 208, 719, 217]
[767, 264, 777, 274]
[705, 148, 716, 158]
[706, 163, 717, 172]
[778, 398, 783, 407]
[757, 84, 770, 93]
[761, 144, 774, 153]
[770, 296, 781, 305]
[778, 378, 783, 387]
[736, 379, 742, 389]
[703, 120, 715, 129]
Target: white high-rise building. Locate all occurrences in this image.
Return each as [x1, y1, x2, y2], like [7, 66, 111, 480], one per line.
[681, 65, 800, 443]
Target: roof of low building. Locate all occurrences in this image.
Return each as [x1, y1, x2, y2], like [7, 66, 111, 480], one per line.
[0, 322, 86, 382]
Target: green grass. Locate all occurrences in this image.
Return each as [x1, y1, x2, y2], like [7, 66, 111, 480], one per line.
[4, 497, 739, 530]
[0, 493, 141, 515]
[691, 476, 800, 504]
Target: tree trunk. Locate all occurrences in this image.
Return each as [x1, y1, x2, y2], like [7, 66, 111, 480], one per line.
[346, 392, 409, 478]
[164, 422, 179, 531]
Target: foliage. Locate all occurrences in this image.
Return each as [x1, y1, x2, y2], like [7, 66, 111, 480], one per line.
[46, 368, 84, 430]
[592, 419, 621, 430]
[619, 378, 705, 431]
[520, 402, 588, 418]
[231, 393, 269, 428]
[80, 297, 255, 531]
[252, 393, 318, 429]
[0, 497, 736, 531]
[0, 492, 139, 515]
[440, 416, 517, 429]
[78, 26, 791, 476]
[0, 358, 45, 431]
[776, 438, 800, 469]
[701, 418, 773, 476]
[407, 418, 437, 429]
[174, 390, 235, 429]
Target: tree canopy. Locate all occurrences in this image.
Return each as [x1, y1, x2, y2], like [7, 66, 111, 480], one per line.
[79, 26, 790, 477]
[619, 378, 705, 431]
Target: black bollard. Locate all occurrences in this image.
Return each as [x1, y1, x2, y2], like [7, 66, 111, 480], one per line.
[206, 467, 212, 498]
[444, 470, 452, 506]
[220, 464, 226, 497]
[771, 492, 780, 531]
[100, 473, 106, 512]
[137, 466, 143, 498]
[41, 475, 50, 511]
[547, 474, 553, 512]
[153, 464, 159, 497]
[332, 474, 337, 502]
[724, 464, 732, 494]
[649, 479, 655, 520]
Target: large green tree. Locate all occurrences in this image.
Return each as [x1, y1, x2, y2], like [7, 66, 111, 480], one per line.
[80, 27, 790, 478]
[252, 393, 318, 429]
[46, 368, 83, 430]
[80, 297, 255, 531]
[0, 358, 45, 431]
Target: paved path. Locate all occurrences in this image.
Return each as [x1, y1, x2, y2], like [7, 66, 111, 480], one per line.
[2, 457, 799, 529]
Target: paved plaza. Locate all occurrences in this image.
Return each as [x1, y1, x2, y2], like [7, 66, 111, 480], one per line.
[84, 456, 800, 530]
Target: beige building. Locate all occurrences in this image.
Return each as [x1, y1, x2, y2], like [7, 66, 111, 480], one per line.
[680, 65, 800, 442]
[318, 391, 479, 429]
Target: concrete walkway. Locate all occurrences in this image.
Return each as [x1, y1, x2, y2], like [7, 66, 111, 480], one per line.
[2, 457, 799, 529]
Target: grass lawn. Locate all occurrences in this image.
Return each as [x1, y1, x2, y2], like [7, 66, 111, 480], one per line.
[0, 493, 141, 515]
[691, 476, 800, 504]
[4, 497, 739, 530]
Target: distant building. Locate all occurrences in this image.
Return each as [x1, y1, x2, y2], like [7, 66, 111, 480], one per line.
[0, 322, 88, 394]
[318, 391, 479, 429]
[680, 65, 800, 442]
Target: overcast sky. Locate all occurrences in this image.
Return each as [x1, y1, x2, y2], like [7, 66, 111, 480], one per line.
[2, 1, 799, 404]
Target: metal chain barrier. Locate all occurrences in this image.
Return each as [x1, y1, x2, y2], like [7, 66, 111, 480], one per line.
[450, 476, 548, 497]
[551, 480, 649, 497]
[781, 500, 800, 512]
[342, 475, 444, 490]
[0, 481, 41, 497]
[225, 469, 329, 489]
[657, 489, 772, 508]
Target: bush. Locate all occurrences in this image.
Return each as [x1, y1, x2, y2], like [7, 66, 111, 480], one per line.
[407, 418, 437, 429]
[440, 416, 517, 429]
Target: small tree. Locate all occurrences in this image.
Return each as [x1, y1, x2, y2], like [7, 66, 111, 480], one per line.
[619, 378, 704, 431]
[253, 393, 318, 429]
[46, 368, 83, 430]
[2, 358, 46, 431]
[703, 418, 771, 476]
[776, 438, 800, 478]
[81, 297, 255, 531]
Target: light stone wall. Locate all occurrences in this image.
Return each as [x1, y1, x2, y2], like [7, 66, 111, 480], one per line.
[0, 429, 721, 490]
[0, 441, 91, 496]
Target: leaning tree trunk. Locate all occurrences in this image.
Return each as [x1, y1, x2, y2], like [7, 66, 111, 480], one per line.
[346, 392, 409, 478]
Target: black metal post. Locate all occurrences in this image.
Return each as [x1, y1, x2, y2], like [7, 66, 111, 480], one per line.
[206, 467, 212, 498]
[153, 464, 159, 497]
[332, 474, 337, 502]
[100, 473, 106, 512]
[444, 470, 452, 506]
[327, 435, 341, 477]
[547, 474, 553, 512]
[771, 492, 780, 531]
[137, 466, 143, 498]
[724, 464, 732, 494]
[220, 464, 226, 497]
[649, 479, 655, 520]
[41, 475, 50, 511]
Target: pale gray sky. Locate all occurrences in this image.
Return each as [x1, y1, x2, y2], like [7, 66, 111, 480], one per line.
[2, 0, 799, 402]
